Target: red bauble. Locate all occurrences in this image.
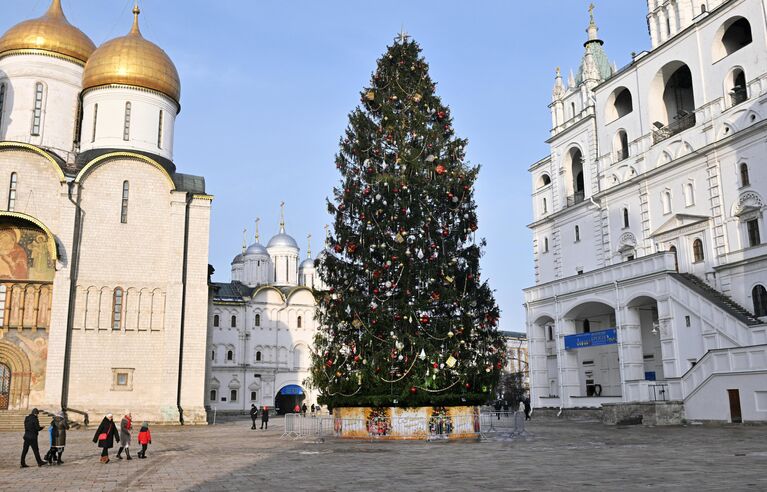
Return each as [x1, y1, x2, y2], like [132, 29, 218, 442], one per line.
[410, 386, 418, 394]
[432, 362, 438, 368]
[325, 359, 334, 368]
[465, 383, 471, 389]
[334, 244, 343, 253]
[442, 229, 449, 237]
[354, 355, 360, 362]
[437, 111, 446, 120]
[420, 315, 430, 324]
[435, 164, 446, 175]
[347, 243, 358, 253]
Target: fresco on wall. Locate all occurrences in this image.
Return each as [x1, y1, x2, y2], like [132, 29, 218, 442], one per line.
[0, 225, 54, 282]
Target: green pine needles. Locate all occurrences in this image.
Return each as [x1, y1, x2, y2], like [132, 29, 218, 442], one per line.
[310, 37, 505, 409]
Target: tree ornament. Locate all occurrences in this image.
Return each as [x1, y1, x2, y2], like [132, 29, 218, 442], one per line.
[435, 164, 446, 175]
[410, 386, 418, 394]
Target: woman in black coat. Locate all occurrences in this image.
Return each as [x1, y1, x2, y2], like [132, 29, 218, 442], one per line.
[92, 414, 119, 463]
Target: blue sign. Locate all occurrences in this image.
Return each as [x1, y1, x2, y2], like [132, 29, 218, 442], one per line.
[279, 384, 304, 395]
[564, 328, 618, 350]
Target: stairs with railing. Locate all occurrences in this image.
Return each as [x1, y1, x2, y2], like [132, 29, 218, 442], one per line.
[671, 273, 763, 326]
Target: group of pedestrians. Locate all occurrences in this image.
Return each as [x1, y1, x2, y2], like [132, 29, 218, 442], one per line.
[19, 408, 152, 468]
[249, 404, 270, 430]
[92, 412, 152, 463]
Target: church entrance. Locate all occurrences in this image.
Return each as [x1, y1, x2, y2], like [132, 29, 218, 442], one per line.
[274, 384, 305, 415]
[0, 363, 10, 410]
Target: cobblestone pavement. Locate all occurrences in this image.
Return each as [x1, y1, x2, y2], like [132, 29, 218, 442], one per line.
[0, 416, 765, 491]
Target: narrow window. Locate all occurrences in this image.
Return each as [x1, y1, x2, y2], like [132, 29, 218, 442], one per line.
[91, 103, 98, 142]
[693, 238, 704, 262]
[571, 102, 576, 118]
[213, 314, 219, 327]
[231, 315, 237, 328]
[256, 351, 262, 361]
[547, 326, 553, 341]
[0, 284, 6, 327]
[255, 313, 260, 327]
[543, 237, 549, 253]
[701, 4, 706, 14]
[123, 102, 132, 141]
[623, 208, 630, 228]
[210, 389, 217, 401]
[663, 191, 672, 214]
[666, 18, 671, 36]
[227, 350, 233, 361]
[297, 316, 302, 328]
[575, 225, 580, 242]
[685, 183, 695, 206]
[747, 219, 761, 247]
[542, 197, 548, 214]
[112, 287, 124, 330]
[230, 389, 237, 402]
[0, 83, 6, 128]
[211, 350, 216, 361]
[31, 83, 44, 136]
[740, 163, 750, 186]
[120, 181, 129, 224]
[753, 285, 767, 317]
[157, 110, 164, 148]
[250, 391, 257, 401]
[7, 173, 17, 212]
[583, 319, 591, 333]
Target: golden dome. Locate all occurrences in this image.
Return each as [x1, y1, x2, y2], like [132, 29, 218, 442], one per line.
[82, 5, 180, 104]
[0, 0, 96, 64]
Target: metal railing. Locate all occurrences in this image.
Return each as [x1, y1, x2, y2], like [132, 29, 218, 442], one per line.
[649, 384, 669, 402]
[614, 148, 629, 162]
[730, 86, 747, 107]
[566, 192, 585, 208]
[652, 112, 695, 145]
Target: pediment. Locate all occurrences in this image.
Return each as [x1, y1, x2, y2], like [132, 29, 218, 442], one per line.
[651, 214, 710, 237]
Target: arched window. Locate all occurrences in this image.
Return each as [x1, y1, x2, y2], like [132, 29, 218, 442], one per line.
[256, 351, 262, 362]
[121, 181, 129, 224]
[0, 83, 6, 128]
[231, 315, 237, 328]
[652, 63, 695, 144]
[7, 172, 17, 212]
[575, 225, 580, 242]
[607, 88, 633, 122]
[721, 18, 752, 56]
[747, 219, 761, 247]
[539, 174, 551, 187]
[123, 102, 132, 141]
[157, 110, 164, 148]
[227, 350, 233, 361]
[91, 103, 99, 142]
[583, 319, 591, 333]
[728, 68, 747, 107]
[542, 197, 548, 214]
[740, 163, 750, 187]
[693, 238, 704, 262]
[571, 102, 576, 118]
[255, 313, 261, 327]
[669, 245, 679, 271]
[701, 4, 707, 14]
[663, 191, 672, 214]
[752, 285, 767, 317]
[615, 130, 629, 161]
[297, 316, 302, 328]
[230, 389, 237, 402]
[112, 287, 124, 330]
[685, 183, 695, 206]
[543, 237, 549, 253]
[213, 314, 219, 327]
[567, 148, 584, 204]
[623, 208, 630, 228]
[31, 82, 44, 136]
[210, 389, 217, 401]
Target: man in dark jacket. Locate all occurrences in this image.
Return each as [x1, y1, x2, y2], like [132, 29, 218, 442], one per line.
[21, 408, 45, 468]
[250, 404, 258, 430]
[260, 406, 269, 430]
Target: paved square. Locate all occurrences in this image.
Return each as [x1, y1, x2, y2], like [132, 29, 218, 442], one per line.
[1, 417, 765, 491]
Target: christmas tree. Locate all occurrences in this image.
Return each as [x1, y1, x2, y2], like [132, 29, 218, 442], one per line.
[310, 33, 505, 409]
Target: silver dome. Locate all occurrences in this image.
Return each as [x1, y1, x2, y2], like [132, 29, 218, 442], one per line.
[231, 253, 244, 264]
[245, 242, 269, 256]
[300, 257, 316, 270]
[267, 233, 299, 249]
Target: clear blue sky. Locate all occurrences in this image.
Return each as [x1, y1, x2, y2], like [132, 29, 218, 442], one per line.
[5, 0, 649, 330]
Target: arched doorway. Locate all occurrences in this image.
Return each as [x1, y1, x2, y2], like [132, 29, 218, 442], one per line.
[563, 302, 620, 397]
[274, 384, 305, 415]
[0, 363, 10, 410]
[669, 246, 679, 271]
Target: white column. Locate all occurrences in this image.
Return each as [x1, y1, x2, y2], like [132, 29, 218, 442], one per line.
[557, 318, 580, 406]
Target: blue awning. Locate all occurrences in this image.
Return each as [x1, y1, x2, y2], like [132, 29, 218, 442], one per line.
[279, 384, 304, 395]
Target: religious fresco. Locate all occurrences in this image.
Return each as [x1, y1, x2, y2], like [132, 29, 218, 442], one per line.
[0, 225, 55, 282]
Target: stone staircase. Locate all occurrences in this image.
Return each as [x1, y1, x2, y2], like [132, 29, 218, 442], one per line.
[671, 273, 763, 326]
[0, 409, 83, 432]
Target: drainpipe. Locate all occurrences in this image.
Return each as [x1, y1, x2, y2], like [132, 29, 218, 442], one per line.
[62, 181, 84, 411]
[176, 193, 193, 425]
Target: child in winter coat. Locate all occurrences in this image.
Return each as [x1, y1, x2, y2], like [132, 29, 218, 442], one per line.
[137, 422, 151, 459]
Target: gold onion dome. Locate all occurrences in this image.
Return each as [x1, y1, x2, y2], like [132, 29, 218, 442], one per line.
[0, 0, 96, 64]
[83, 5, 180, 104]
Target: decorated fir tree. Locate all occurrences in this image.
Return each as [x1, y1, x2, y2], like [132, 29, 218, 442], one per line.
[310, 33, 505, 409]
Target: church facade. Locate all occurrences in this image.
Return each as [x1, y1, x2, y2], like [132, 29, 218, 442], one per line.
[525, 1, 767, 423]
[0, 1, 211, 424]
[206, 213, 323, 414]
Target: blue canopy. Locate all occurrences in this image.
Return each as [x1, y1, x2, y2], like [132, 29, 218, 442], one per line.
[279, 384, 304, 396]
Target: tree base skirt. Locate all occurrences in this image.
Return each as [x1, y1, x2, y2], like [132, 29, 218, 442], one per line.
[333, 406, 480, 440]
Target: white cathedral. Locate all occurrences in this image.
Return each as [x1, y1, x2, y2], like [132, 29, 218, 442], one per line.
[525, 1, 767, 423]
[205, 209, 323, 414]
[0, 2, 211, 424]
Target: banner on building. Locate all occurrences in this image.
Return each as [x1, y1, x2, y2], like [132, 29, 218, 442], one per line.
[564, 328, 617, 350]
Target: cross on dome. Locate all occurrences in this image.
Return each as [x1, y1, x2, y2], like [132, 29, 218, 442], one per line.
[279, 202, 286, 233]
[307, 234, 312, 258]
[255, 218, 261, 242]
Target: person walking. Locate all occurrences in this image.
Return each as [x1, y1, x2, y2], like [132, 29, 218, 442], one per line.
[301, 403, 308, 416]
[46, 411, 68, 465]
[260, 406, 269, 430]
[20, 408, 45, 468]
[137, 422, 152, 459]
[293, 403, 300, 414]
[116, 412, 132, 460]
[93, 413, 120, 463]
[249, 404, 258, 430]
[494, 399, 502, 420]
[523, 395, 532, 421]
